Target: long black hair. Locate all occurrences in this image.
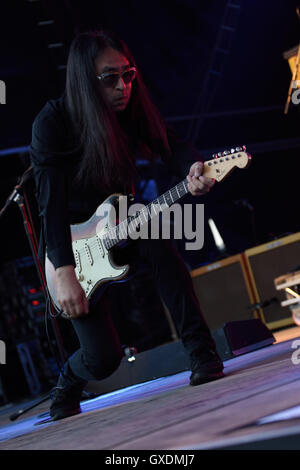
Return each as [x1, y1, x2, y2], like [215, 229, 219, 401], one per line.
[65, 29, 171, 192]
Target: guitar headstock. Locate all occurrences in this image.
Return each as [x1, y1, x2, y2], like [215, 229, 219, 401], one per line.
[203, 146, 251, 182]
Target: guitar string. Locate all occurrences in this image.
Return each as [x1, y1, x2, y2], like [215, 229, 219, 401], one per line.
[72, 180, 190, 258]
[70, 155, 246, 260]
[71, 161, 214, 259]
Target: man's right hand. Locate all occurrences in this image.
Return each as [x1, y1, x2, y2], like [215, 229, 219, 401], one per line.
[56, 265, 89, 318]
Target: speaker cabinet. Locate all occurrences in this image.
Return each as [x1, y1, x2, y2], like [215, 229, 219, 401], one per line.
[190, 254, 257, 330]
[86, 320, 275, 396]
[244, 232, 300, 330]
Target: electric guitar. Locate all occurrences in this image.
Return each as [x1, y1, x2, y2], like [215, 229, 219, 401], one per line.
[45, 147, 251, 314]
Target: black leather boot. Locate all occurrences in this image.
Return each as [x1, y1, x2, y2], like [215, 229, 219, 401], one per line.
[189, 347, 225, 386]
[50, 364, 87, 421]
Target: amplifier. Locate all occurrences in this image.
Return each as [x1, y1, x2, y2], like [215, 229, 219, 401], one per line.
[190, 254, 257, 331]
[244, 232, 300, 330]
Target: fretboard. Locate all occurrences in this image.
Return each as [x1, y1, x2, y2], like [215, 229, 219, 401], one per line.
[103, 178, 189, 250]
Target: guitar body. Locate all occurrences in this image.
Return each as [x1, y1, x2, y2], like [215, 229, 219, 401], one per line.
[45, 193, 130, 312]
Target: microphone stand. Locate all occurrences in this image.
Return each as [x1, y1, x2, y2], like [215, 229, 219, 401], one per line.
[0, 166, 68, 421]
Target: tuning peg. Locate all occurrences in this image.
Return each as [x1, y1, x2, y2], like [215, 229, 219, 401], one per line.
[218, 152, 222, 157]
[231, 148, 235, 154]
[243, 145, 247, 151]
[223, 150, 230, 155]
[235, 146, 242, 152]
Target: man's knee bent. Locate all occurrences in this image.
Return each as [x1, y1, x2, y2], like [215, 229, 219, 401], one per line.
[84, 353, 123, 381]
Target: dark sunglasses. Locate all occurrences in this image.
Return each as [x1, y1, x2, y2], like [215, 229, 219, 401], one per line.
[96, 67, 137, 88]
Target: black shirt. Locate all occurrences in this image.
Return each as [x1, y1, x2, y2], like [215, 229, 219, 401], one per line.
[29, 95, 201, 269]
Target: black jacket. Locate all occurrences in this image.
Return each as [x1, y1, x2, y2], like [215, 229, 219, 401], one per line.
[29, 96, 201, 269]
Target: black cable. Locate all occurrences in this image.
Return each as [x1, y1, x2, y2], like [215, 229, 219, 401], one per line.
[44, 294, 65, 378]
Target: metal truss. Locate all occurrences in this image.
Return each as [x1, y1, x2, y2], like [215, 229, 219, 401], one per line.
[186, 0, 242, 144]
[25, 0, 75, 93]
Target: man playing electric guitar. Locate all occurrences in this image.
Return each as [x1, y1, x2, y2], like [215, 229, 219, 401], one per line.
[31, 30, 229, 421]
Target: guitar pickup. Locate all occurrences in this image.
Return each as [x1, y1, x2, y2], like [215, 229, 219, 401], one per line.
[74, 249, 82, 273]
[96, 235, 105, 258]
[85, 242, 94, 266]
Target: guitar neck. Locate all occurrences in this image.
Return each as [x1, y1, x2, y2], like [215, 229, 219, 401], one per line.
[103, 178, 189, 250]
[102, 148, 250, 250]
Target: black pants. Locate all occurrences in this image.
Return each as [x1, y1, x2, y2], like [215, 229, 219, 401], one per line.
[66, 238, 216, 382]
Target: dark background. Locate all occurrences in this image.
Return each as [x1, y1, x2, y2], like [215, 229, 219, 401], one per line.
[0, 0, 300, 400]
[0, 0, 299, 266]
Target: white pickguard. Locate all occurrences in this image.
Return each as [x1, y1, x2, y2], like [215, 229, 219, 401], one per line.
[45, 193, 130, 313]
[72, 230, 128, 299]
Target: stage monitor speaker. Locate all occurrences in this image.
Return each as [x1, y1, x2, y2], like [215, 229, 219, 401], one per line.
[190, 254, 257, 331]
[86, 319, 275, 396]
[244, 232, 300, 330]
[213, 319, 275, 360]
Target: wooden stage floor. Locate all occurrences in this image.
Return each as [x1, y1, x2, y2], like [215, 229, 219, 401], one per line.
[1, 326, 300, 450]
